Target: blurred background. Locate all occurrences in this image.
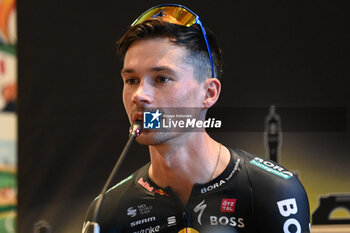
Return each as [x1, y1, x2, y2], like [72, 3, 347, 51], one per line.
[0, 0, 17, 232]
[0, 0, 348, 232]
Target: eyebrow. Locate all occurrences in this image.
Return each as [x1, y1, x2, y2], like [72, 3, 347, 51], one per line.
[121, 66, 175, 75]
[121, 68, 135, 74]
[150, 66, 174, 73]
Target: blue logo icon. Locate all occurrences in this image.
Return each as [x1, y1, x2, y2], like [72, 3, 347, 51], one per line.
[143, 110, 162, 129]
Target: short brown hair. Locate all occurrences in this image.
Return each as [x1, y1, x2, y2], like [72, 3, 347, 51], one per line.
[117, 19, 223, 81]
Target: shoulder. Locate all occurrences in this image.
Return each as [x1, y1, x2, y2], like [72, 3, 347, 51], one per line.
[104, 163, 151, 203]
[83, 163, 150, 229]
[236, 149, 295, 181]
[233, 149, 307, 199]
[232, 149, 310, 232]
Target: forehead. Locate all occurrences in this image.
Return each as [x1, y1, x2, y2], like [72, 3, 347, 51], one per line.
[123, 37, 192, 73]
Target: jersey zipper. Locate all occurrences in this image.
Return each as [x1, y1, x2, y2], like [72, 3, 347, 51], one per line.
[182, 209, 191, 233]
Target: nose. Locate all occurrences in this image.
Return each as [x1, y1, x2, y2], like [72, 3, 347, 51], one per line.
[131, 81, 153, 105]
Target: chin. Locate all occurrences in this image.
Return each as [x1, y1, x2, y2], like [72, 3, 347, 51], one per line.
[135, 131, 178, 146]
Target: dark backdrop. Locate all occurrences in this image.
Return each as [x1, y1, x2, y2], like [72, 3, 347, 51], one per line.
[17, 1, 349, 232]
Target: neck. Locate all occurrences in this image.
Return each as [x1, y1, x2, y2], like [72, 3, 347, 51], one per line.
[148, 132, 229, 204]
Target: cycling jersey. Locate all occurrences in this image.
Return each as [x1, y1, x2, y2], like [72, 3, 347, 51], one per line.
[83, 148, 310, 233]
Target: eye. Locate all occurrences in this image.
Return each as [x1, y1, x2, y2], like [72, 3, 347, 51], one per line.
[155, 76, 171, 83]
[125, 78, 139, 85]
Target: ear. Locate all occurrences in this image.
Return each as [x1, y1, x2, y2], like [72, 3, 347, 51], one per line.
[202, 78, 221, 109]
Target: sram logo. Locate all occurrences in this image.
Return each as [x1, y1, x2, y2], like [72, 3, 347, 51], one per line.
[277, 198, 301, 233]
[130, 216, 156, 228]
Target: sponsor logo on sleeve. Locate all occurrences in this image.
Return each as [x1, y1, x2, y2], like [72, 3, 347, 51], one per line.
[277, 198, 301, 233]
[250, 157, 293, 179]
[221, 199, 237, 213]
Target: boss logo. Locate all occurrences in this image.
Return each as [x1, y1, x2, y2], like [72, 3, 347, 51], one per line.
[277, 198, 301, 233]
[210, 216, 245, 228]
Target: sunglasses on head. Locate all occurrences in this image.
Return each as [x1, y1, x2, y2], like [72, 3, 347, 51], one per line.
[131, 4, 215, 78]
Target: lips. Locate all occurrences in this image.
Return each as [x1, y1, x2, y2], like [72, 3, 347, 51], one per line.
[132, 112, 143, 123]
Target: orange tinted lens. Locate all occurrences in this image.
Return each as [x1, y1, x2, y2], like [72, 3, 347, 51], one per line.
[132, 6, 197, 27]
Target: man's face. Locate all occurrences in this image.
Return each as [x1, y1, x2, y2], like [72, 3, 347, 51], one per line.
[121, 37, 206, 145]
